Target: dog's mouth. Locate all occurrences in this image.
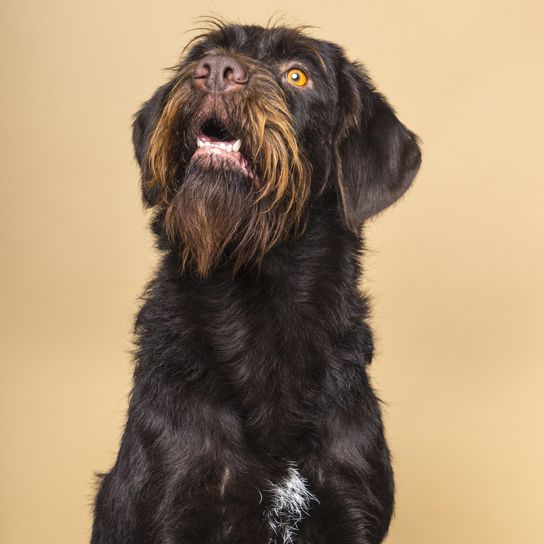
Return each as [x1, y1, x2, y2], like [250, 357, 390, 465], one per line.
[192, 116, 254, 179]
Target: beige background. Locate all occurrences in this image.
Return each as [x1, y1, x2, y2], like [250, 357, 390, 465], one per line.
[1, 1, 543, 542]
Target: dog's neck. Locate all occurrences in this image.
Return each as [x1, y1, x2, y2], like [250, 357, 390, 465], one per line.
[162, 205, 364, 309]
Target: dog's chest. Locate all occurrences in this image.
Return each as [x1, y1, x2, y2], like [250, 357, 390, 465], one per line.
[208, 309, 327, 443]
[168, 277, 337, 452]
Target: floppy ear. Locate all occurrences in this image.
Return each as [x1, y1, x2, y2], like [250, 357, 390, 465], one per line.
[335, 62, 422, 232]
[132, 80, 176, 207]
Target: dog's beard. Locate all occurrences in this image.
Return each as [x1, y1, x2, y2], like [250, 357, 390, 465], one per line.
[166, 159, 266, 275]
[147, 53, 311, 276]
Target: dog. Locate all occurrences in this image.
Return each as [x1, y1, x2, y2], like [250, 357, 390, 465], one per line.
[91, 19, 421, 544]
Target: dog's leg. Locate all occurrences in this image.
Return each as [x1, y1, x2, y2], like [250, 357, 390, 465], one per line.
[298, 463, 393, 544]
[295, 408, 394, 543]
[91, 395, 273, 544]
[91, 423, 151, 544]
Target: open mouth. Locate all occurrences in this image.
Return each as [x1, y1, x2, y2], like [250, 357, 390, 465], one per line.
[192, 117, 253, 178]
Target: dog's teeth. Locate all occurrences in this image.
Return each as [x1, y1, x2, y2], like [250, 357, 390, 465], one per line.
[226, 144, 233, 152]
[232, 139, 241, 152]
[203, 141, 211, 147]
[197, 138, 204, 148]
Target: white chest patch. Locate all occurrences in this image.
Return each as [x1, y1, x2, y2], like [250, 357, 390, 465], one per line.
[266, 464, 318, 544]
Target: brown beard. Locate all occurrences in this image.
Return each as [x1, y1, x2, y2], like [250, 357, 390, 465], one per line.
[145, 52, 311, 276]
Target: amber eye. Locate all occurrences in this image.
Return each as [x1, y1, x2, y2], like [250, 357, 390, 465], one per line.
[286, 68, 308, 87]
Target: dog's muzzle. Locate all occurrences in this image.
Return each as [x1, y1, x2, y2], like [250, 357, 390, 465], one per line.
[191, 55, 255, 179]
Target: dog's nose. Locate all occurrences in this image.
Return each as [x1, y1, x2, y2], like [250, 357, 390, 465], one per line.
[194, 55, 248, 92]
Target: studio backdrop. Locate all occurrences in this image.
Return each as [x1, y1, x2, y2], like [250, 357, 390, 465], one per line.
[1, 1, 543, 543]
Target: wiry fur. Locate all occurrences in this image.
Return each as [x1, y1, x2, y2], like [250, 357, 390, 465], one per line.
[92, 21, 421, 544]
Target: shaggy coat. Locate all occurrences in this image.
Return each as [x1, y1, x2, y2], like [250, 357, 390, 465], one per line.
[92, 21, 421, 544]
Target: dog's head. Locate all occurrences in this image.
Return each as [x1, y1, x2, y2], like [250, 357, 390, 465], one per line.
[133, 21, 421, 275]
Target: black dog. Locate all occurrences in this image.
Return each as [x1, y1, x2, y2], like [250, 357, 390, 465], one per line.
[92, 20, 421, 544]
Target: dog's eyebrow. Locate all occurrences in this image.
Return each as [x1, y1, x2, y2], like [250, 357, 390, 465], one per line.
[272, 38, 328, 72]
[295, 43, 328, 72]
[261, 31, 328, 73]
[278, 59, 311, 70]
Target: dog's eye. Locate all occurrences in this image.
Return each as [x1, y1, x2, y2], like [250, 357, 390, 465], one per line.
[285, 68, 308, 87]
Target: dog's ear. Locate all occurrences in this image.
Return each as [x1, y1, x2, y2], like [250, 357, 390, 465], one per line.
[132, 80, 176, 207]
[334, 61, 422, 232]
